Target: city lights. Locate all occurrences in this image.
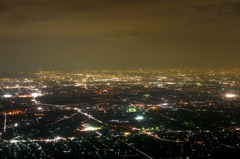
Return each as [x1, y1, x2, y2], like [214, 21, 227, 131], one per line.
[79, 125, 101, 132]
[3, 94, 12, 98]
[31, 92, 42, 98]
[225, 93, 237, 98]
[1, 69, 240, 158]
[135, 115, 144, 120]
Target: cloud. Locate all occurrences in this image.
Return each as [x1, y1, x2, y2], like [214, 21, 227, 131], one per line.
[0, 2, 10, 13]
[0, 0, 240, 71]
[232, 2, 240, 14]
[183, 1, 240, 25]
[186, 18, 226, 25]
[195, 4, 215, 12]
[193, 1, 240, 16]
[103, 32, 140, 41]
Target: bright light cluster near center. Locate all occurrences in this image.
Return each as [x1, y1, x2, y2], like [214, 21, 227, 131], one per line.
[135, 115, 144, 120]
[225, 93, 237, 98]
[79, 124, 101, 132]
[3, 94, 13, 98]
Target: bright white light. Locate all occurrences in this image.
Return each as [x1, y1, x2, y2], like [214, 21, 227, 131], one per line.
[84, 127, 96, 131]
[37, 107, 42, 110]
[225, 93, 237, 98]
[10, 139, 18, 143]
[31, 92, 42, 98]
[55, 136, 62, 141]
[3, 94, 12, 98]
[14, 123, 18, 127]
[81, 126, 100, 131]
[74, 83, 84, 87]
[135, 116, 144, 120]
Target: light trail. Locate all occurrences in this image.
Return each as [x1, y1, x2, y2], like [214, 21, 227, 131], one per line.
[4, 113, 7, 132]
[159, 113, 177, 122]
[219, 144, 237, 149]
[77, 109, 103, 124]
[176, 108, 194, 112]
[34, 103, 70, 108]
[122, 141, 153, 159]
[132, 128, 187, 143]
[81, 118, 90, 124]
[55, 112, 78, 123]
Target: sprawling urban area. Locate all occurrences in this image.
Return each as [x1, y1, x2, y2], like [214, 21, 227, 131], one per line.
[0, 69, 240, 158]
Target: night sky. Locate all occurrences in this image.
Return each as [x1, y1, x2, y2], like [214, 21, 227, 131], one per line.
[1, 0, 240, 71]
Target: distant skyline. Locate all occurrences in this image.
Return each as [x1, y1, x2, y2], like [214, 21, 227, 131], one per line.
[1, 0, 240, 71]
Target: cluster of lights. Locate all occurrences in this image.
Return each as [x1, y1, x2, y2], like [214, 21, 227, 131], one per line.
[81, 126, 100, 131]
[79, 124, 101, 132]
[225, 93, 237, 98]
[37, 107, 43, 110]
[31, 92, 42, 98]
[135, 115, 144, 120]
[2, 92, 42, 98]
[3, 94, 13, 98]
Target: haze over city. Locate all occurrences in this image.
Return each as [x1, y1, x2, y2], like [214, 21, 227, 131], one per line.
[1, 0, 240, 71]
[1, 1, 240, 159]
